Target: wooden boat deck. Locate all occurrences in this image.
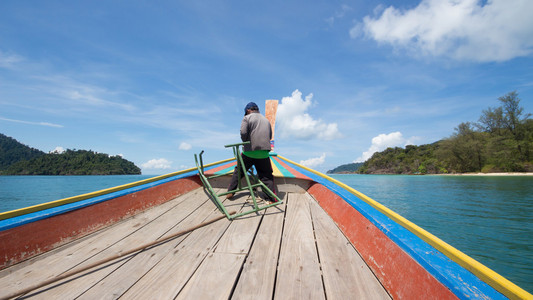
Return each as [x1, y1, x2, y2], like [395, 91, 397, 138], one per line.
[0, 187, 391, 299]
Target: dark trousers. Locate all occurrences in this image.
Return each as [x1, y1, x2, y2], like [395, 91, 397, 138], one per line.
[228, 154, 276, 199]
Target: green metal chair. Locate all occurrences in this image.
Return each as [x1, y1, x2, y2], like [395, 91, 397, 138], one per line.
[194, 142, 283, 220]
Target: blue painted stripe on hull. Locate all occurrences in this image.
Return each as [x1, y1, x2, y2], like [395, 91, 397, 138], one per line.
[282, 159, 505, 300]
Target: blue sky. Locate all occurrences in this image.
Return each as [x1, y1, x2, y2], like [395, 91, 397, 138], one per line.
[1, 0, 532, 174]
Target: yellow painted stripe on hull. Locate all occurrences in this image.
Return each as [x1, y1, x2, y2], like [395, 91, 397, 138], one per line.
[277, 155, 532, 300]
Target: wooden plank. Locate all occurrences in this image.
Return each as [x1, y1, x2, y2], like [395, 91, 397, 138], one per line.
[77, 192, 221, 299]
[178, 195, 285, 299]
[176, 252, 246, 300]
[18, 189, 209, 299]
[119, 189, 246, 299]
[0, 190, 195, 298]
[309, 195, 391, 299]
[274, 193, 325, 299]
[0, 190, 186, 277]
[232, 195, 287, 300]
[1, 187, 397, 300]
[214, 201, 266, 254]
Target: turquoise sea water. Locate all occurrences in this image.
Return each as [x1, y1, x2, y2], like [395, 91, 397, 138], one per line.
[0, 175, 156, 212]
[330, 174, 533, 294]
[0, 174, 532, 293]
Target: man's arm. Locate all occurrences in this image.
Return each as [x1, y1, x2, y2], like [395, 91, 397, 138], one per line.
[240, 117, 249, 142]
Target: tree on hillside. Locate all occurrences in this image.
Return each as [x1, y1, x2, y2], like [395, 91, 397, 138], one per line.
[438, 91, 532, 172]
[0, 134, 45, 170]
[356, 91, 531, 174]
[477, 106, 504, 134]
[358, 143, 444, 174]
[477, 91, 531, 169]
[437, 122, 487, 173]
[2, 149, 141, 175]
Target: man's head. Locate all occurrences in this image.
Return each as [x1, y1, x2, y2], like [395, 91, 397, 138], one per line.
[244, 102, 259, 115]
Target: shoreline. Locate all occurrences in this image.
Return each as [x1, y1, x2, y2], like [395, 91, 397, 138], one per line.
[330, 172, 533, 176]
[435, 172, 533, 176]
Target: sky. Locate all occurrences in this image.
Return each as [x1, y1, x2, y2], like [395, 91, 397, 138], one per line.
[1, 0, 532, 174]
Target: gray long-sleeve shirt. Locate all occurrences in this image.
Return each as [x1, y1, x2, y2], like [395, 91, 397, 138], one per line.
[240, 112, 272, 152]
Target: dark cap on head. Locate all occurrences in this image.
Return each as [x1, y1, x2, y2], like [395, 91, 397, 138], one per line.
[244, 102, 259, 115]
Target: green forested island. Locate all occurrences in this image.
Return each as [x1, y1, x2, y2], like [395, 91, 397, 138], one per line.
[327, 162, 364, 174]
[0, 134, 141, 175]
[333, 91, 532, 174]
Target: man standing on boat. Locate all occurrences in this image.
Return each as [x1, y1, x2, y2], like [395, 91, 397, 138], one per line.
[226, 102, 277, 202]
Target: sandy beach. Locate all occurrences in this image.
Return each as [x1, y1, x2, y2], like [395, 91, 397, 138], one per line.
[437, 172, 533, 176]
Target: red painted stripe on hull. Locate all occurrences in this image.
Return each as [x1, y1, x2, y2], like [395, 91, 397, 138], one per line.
[0, 176, 201, 270]
[307, 182, 457, 299]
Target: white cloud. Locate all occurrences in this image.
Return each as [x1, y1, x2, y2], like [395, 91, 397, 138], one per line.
[277, 90, 342, 140]
[355, 132, 406, 162]
[178, 142, 192, 150]
[354, 0, 533, 62]
[141, 158, 172, 170]
[0, 51, 23, 69]
[62, 84, 135, 112]
[300, 153, 326, 168]
[50, 146, 65, 154]
[0, 116, 64, 128]
[326, 4, 353, 27]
